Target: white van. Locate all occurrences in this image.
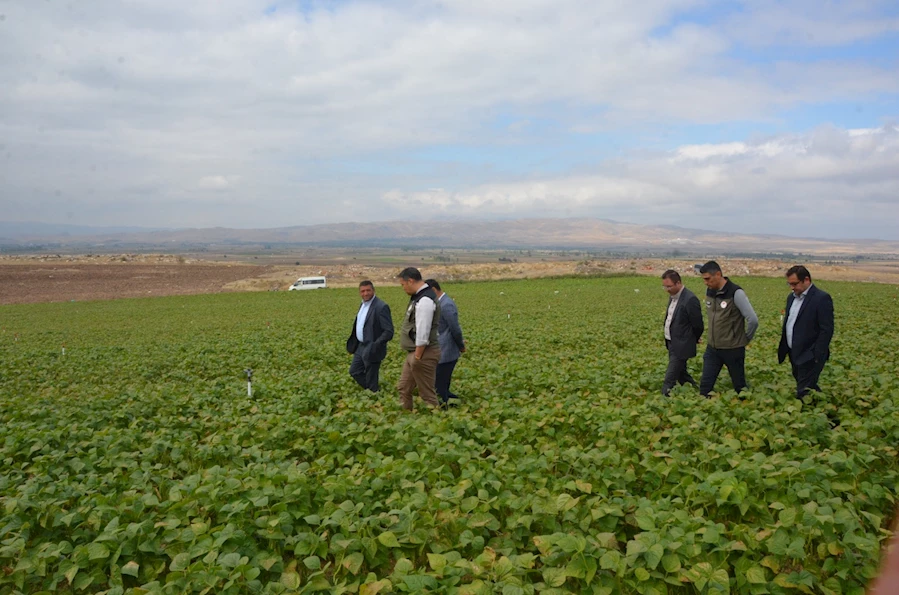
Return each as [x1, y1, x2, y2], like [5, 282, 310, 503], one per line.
[288, 276, 327, 290]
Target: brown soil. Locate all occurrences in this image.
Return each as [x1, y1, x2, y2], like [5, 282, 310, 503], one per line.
[2, 254, 897, 305]
[0, 255, 271, 305]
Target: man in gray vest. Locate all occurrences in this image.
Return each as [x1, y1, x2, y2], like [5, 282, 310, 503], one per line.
[396, 267, 442, 410]
[698, 261, 758, 396]
[425, 279, 466, 406]
[346, 280, 394, 392]
[661, 270, 703, 396]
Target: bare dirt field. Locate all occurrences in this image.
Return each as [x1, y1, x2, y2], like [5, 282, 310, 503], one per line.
[2, 253, 897, 305]
[0, 255, 272, 305]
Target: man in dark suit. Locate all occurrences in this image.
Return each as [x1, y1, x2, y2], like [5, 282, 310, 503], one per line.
[346, 280, 394, 392]
[425, 279, 466, 406]
[778, 265, 834, 400]
[661, 270, 703, 396]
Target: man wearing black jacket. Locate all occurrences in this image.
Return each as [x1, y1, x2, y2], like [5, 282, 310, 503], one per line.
[661, 270, 704, 396]
[346, 280, 394, 392]
[778, 266, 834, 400]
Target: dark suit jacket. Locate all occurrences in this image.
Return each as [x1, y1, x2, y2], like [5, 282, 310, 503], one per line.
[778, 284, 834, 366]
[346, 296, 394, 363]
[665, 287, 703, 358]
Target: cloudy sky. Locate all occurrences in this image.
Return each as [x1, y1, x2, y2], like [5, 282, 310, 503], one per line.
[1, 0, 898, 239]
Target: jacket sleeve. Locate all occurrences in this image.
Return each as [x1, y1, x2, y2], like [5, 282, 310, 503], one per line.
[446, 300, 465, 349]
[687, 294, 703, 341]
[376, 302, 394, 345]
[814, 292, 834, 361]
[733, 290, 759, 342]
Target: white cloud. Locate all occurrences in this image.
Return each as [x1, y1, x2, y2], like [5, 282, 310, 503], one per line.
[198, 176, 236, 190]
[0, 1, 897, 236]
[383, 125, 899, 238]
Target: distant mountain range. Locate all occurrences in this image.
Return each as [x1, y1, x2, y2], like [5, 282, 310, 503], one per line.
[2, 218, 898, 256]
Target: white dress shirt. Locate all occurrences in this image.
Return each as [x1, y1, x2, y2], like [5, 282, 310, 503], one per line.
[785, 284, 811, 349]
[356, 299, 372, 342]
[664, 286, 684, 341]
[414, 285, 436, 347]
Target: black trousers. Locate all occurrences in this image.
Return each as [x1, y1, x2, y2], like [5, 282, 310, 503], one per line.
[435, 359, 459, 402]
[349, 352, 381, 392]
[662, 340, 696, 395]
[790, 355, 827, 399]
[699, 346, 747, 396]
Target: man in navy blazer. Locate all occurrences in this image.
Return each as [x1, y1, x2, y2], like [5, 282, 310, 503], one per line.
[426, 279, 466, 406]
[661, 270, 704, 396]
[778, 266, 834, 399]
[346, 280, 394, 392]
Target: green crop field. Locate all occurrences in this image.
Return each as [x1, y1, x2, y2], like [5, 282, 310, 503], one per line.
[1, 276, 897, 595]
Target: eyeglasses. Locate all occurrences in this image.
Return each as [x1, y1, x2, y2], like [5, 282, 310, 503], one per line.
[787, 280, 802, 287]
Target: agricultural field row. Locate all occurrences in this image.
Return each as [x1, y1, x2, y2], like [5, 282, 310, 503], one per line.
[1, 276, 897, 594]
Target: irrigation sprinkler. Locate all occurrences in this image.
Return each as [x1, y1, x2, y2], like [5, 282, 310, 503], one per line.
[245, 368, 253, 397]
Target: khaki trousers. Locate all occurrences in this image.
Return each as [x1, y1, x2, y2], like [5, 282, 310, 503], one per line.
[398, 346, 441, 410]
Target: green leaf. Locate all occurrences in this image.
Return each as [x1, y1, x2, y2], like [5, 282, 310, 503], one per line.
[377, 531, 400, 548]
[359, 579, 391, 595]
[709, 568, 730, 592]
[343, 552, 365, 575]
[170, 552, 192, 572]
[393, 558, 414, 574]
[427, 553, 447, 573]
[542, 566, 567, 587]
[121, 561, 140, 578]
[703, 526, 720, 544]
[779, 507, 797, 527]
[746, 566, 767, 584]
[304, 555, 321, 570]
[661, 554, 681, 573]
[88, 543, 109, 560]
[634, 508, 656, 530]
[461, 496, 479, 512]
[600, 550, 620, 571]
[644, 544, 664, 570]
[281, 571, 301, 590]
[219, 552, 242, 568]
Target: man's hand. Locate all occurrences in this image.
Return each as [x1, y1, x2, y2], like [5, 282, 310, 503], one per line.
[414, 345, 425, 361]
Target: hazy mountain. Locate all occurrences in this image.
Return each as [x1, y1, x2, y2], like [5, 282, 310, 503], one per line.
[0, 221, 170, 239]
[2, 218, 897, 256]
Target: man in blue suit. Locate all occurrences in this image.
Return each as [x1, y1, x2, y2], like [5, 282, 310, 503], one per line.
[777, 266, 834, 400]
[346, 280, 394, 392]
[426, 279, 466, 406]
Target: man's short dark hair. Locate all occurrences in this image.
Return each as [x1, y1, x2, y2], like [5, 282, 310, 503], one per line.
[699, 261, 722, 275]
[424, 278, 441, 291]
[397, 267, 422, 281]
[359, 280, 374, 289]
[661, 270, 681, 284]
[786, 265, 811, 282]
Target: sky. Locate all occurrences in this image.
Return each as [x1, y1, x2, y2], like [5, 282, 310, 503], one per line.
[1, 0, 898, 239]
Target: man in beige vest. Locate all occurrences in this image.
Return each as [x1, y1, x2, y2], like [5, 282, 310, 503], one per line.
[396, 267, 442, 410]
